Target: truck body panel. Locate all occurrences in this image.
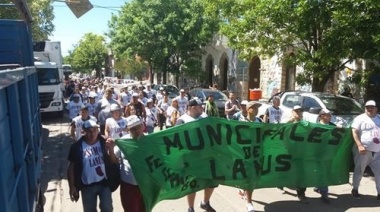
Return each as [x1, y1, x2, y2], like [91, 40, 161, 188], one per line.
[34, 41, 64, 115]
[0, 19, 42, 212]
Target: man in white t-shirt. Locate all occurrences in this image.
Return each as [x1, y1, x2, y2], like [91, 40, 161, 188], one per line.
[108, 115, 146, 211]
[70, 105, 97, 141]
[67, 120, 113, 211]
[263, 96, 283, 123]
[175, 89, 189, 114]
[176, 99, 216, 212]
[66, 94, 83, 121]
[351, 100, 380, 200]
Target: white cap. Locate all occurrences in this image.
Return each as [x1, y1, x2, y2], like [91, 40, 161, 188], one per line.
[126, 115, 143, 129]
[83, 120, 99, 130]
[319, 108, 331, 115]
[241, 100, 249, 106]
[293, 105, 302, 111]
[88, 92, 97, 98]
[147, 98, 153, 103]
[180, 89, 185, 92]
[159, 87, 164, 91]
[110, 104, 121, 112]
[365, 100, 376, 107]
[132, 93, 139, 97]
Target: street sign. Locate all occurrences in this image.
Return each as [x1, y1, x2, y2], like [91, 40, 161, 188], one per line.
[65, 0, 93, 18]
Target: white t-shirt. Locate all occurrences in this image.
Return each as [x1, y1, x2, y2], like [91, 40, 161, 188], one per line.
[146, 107, 158, 127]
[158, 99, 171, 112]
[81, 141, 106, 185]
[121, 92, 131, 107]
[105, 117, 128, 139]
[265, 106, 283, 123]
[71, 115, 97, 141]
[114, 134, 138, 185]
[176, 113, 207, 124]
[351, 114, 380, 152]
[166, 106, 183, 126]
[86, 103, 97, 116]
[175, 96, 188, 113]
[67, 101, 83, 120]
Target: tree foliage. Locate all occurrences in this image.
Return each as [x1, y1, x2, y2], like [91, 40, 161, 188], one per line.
[207, 0, 380, 91]
[66, 33, 107, 76]
[0, 0, 54, 41]
[114, 55, 148, 80]
[108, 0, 219, 84]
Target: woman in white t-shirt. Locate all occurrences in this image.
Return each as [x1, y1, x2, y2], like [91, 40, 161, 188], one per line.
[145, 99, 158, 134]
[104, 104, 128, 138]
[166, 99, 182, 128]
[157, 92, 171, 130]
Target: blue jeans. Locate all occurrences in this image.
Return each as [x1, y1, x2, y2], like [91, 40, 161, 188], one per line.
[81, 183, 113, 212]
[146, 126, 154, 134]
[318, 186, 328, 197]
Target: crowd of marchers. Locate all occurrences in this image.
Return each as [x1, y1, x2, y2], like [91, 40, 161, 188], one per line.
[63, 77, 380, 212]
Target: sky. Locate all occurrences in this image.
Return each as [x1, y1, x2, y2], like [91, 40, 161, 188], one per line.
[49, 0, 128, 56]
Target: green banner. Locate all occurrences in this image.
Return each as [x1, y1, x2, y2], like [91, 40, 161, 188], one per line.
[116, 117, 353, 211]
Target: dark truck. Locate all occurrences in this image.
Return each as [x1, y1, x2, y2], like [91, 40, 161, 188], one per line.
[0, 15, 44, 212]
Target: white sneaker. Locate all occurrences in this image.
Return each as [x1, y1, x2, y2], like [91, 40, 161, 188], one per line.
[246, 203, 255, 212]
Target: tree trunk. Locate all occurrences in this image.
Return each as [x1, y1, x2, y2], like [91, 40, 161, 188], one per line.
[311, 69, 334, 92]
[163, 69, 167, 84]
[175, 74, 179, 88]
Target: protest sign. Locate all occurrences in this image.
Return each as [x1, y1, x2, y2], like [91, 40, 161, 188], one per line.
[116, 117, 353, 211]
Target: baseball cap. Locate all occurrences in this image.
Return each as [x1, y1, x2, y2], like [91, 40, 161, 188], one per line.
[83, 120, 99, 130]
[246, 101, 262, 109]
[293, 105, 303, 111]
[73, 94, 80, 98]
[365, 100, 376, 107]
[319, 108, 331, 115]
[159, 87, 164, 91]
[110, 104, 121, 112]
[147, 98, 153, 103]
[80, 105, 88, 110]
[88, 92, 97, 98]
[180, 89, 185, 93]
[126, 115, 143, 129]
[132, 93, 139, 97]
[188, 98, 203, 107]
[241, 100, 249, 106]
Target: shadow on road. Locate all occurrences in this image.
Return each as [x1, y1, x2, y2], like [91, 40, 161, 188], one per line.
[40, 114, 72, 196]
[256, 193, 379, 212]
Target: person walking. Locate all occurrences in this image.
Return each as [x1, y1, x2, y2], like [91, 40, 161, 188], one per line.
[67, 120, 114, 212]
[166, 99, 182, 129]
[225, 92, 241, 120]
[263, 96, 283, 123]
[70, 105, 97, 141]
[157, 91, 170, 130]
[95, 88, 119, 135]
[204, 94, 219, 117]
[107, 115, 146, 212]
[176, 98, 216, 212]
[351, 100, 380, 200]
[104, 104, 128, 139]
[237, 101, 262, 212]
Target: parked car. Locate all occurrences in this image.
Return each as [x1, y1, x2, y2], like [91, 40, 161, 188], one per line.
[153, 84, 179, 99]
[189, 88, 229, 117]
[263, 91, 364, 126]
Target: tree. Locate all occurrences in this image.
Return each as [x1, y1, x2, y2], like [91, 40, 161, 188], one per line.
[108, 0, 219, 85]
[0, 0, 54, 41]
[207, 0, 380, 91]
[114, 55, 148, 80]
[68, 33, 107, 77]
